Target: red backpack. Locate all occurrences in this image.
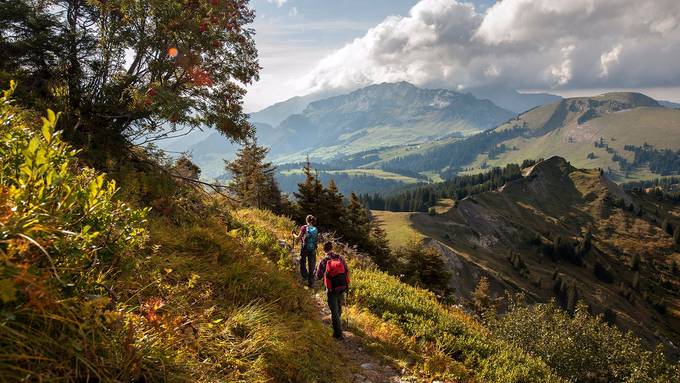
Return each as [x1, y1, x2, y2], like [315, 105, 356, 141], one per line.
[324, 255, 349, 292]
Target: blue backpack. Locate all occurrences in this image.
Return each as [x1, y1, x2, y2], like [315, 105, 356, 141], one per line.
[303, 225, 318, 251]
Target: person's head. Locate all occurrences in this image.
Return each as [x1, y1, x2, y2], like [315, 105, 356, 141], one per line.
[306, 215, 316, 225]
[323, 241, 334, 253]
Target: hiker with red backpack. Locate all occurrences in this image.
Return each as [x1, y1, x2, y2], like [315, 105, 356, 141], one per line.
[292, 215, 319, 288]
[316, 241, 350, 339]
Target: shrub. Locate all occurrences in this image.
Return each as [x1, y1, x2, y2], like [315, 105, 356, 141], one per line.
[0, 82, 149, 380]
[493, 298, 679, 383]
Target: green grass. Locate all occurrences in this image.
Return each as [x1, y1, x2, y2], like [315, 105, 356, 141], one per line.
[346, 268, 564, 383]
[371, 210, 423, 248]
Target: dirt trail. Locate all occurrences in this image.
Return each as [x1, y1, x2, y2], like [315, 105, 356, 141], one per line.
[312, 292, 407, 383]
[283, 240, 408, 383]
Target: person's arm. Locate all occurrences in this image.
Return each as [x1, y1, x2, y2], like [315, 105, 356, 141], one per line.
[291, 225, 305, 242]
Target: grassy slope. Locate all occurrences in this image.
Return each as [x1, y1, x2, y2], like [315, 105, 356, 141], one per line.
[371, 210, 422, 248]
[111, 206, 355, 382]
[468, 107, 680, 180]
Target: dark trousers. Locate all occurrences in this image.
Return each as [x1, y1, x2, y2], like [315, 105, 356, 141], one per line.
[327, 291, 345, 338]
[299, 248, 316, 287]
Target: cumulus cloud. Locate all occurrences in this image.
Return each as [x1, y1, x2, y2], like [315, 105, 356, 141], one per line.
[267, 0, 287, 7]
[301, 0, 680, 93]
[600, 44, 623, 78]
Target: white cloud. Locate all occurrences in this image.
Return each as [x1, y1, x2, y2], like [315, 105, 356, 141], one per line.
[288, 6, 298, 16]
[600, 44, 623, 78]
[267, 0, 287, 7]
[301, 0, 680, 94]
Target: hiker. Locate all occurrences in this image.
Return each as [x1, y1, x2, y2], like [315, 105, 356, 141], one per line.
[316, 241, 350, 339]
[292, 214, 319, 288]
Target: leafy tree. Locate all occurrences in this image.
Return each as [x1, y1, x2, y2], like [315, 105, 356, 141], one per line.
[224, 137, 281, 211]
[0, 0, 259, 154]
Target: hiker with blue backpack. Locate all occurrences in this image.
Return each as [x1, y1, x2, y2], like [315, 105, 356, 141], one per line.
[316, 241, 350, 339]
[292, 215, 319, 288]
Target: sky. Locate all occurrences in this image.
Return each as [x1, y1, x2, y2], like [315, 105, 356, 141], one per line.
[243, 0, 680, 112]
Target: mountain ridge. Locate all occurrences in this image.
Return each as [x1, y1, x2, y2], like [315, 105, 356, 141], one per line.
[407, 156, 680, 355]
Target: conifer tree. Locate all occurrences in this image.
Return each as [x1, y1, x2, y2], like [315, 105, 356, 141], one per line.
[473, 276, 492, 314]
[224, 138, 280, 211]
[347, 192, 369, 227]
[294, 158, 322, 217]
[369, 222, 393, 270]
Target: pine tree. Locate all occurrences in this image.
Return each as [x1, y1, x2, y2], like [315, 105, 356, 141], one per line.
[347, 192, 370, 228]
[398, 239, 451, 295]
[632, 271, 640, 290]
[224, 138, 280, 210]
[294, 158, 324, 222]
[319, 179, 346, 233]
[369, 222, 393, 270]
[473, 276, 492, 314]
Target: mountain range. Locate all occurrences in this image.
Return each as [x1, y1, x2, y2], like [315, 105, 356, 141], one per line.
[165, 82, 680, 190]
[352, 91, 680, 182]
[183, 82, 528, 177]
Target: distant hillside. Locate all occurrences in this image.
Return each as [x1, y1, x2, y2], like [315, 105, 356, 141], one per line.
[404, 157, 680, 356]
[469, 86, 562, 113]
[660, 100, 680, 109]
[249, 92, 332, 127]
[269, 81, 514, 162]
[186, 82, 515, 179]
[375, 92, 680, 181]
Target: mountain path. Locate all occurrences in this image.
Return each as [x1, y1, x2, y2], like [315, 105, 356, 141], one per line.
[284, 240, 410, 383]
[311, 291, 408, 383]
